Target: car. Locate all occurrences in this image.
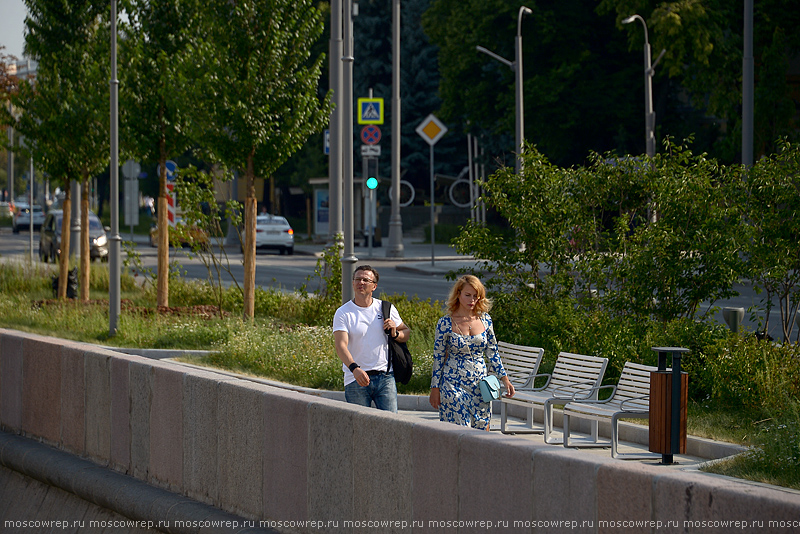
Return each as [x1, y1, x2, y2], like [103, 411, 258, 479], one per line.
[244, 214, 294, 255]
[149, 218, 210, 249]
[39, 210, 109, 263]
[12, 203, 45, 233]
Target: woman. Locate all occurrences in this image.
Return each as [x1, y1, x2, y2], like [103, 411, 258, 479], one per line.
[429, 275, 515, 429]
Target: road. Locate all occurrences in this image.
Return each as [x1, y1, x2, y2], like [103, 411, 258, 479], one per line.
[1, 228, 797, 340]
[0, 229, 459, 303]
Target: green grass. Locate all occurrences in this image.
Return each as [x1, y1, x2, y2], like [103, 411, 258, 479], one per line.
[699, 409, 800, 490]
[0, 260, 798, 490]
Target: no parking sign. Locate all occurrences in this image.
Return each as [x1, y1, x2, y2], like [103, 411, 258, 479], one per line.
[361, 125, 381, 145]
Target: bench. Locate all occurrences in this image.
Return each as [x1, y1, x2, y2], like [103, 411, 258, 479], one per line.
[496, 341, 544, 389]
[500, 352, 609, 444]
[562, 361, 659, 459]
[493, 342, 544, 429]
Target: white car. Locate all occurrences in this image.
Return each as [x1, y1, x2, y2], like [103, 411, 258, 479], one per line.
[12, 203, 45, 233]
[246, 214, 294, 255]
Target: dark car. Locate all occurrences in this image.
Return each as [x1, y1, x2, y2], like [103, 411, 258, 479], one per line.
[39, 210, 109, 263]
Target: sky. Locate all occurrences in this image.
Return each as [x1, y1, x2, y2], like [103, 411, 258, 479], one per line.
[0, 0, 28, 61]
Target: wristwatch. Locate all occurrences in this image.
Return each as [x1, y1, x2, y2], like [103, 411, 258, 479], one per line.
[348, 362, 360, 372]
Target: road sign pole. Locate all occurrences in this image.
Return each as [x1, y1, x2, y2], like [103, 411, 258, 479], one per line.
[429, 144, 435, 267]
[415, 114, 448, 267]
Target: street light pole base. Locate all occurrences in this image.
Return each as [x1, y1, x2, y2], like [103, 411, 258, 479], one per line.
[385, 218, 404, 258]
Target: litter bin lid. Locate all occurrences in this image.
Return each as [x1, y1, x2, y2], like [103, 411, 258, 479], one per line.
[651, 347, 690, 353]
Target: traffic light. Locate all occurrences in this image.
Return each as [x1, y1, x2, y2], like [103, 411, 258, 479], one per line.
[366, 176, 378, 190]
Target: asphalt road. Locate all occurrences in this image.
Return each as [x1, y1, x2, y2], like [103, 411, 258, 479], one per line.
[0, 229, 459, 303]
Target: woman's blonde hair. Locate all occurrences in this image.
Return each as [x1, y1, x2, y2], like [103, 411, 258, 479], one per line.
[446, 275, 492, 315]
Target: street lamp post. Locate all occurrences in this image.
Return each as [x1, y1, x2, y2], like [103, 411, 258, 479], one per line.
[386, 0, 404, 258]
[622, 14, 664, 158]
[477, 6, 531, 174]
[515, 6, 531, 173]
[742, 0, 754, 167]
[341, 0, 357, 303]
[109, 0, 121, 335]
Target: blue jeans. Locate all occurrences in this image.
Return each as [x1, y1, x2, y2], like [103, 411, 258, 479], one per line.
[345, 371, 398, 413]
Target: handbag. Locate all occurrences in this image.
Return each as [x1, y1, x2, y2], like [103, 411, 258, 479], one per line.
[479, 374, 501, 403]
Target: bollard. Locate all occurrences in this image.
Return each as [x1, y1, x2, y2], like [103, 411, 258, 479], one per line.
[722, 307, 745, 333]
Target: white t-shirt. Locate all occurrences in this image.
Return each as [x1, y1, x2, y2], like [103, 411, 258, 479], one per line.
[332, 298, 404, 386]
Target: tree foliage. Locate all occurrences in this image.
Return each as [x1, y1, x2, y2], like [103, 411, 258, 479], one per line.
[425, 0, 800, 167]
[190, 0, 332, 318]
[424, 0, 642, 167]
[13, 0, 109, 301]
[743, 139, 800, 342]
[121, 0, 203, 308]
[456, 138, 746, 325]
[598, 0, 800, 161]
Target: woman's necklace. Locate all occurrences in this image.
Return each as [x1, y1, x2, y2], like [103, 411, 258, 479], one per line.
[453, 314, 475, 335]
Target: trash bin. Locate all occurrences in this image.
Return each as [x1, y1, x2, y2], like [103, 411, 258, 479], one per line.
[51, 268, 78, 299]
[649, 347, 689, 464]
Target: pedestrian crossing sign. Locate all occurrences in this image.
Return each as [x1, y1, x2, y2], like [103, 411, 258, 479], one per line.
[358, 97, 384, 125]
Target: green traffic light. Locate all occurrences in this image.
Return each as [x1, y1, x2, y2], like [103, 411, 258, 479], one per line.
[366, 177, 378, 190]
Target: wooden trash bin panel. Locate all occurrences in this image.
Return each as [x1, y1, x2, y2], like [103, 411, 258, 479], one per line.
[648, 371, 688, 455]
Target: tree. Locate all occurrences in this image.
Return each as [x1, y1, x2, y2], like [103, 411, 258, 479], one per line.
[598, 0, 800, 162]
[743, 140, 800, 342]
[192, 0, 332, 318]
[15, 0, 109, 301]
[424, 0, 643, 167]
[121, 0, 202, 308]
[455, 138, 743, 324]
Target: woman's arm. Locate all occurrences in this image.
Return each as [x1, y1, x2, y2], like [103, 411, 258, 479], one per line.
[484, 315, 515, 397]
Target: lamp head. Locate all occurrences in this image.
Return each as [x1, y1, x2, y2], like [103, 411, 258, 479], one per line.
[521, 7, 532, 15]
[622, 15, 637, 24]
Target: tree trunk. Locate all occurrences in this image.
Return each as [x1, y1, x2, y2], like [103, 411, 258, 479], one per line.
[80, 178, 90, 301]
[58, 187, 72, 300]
[157, 144, 169, 308]
[243, 151, 257, 319]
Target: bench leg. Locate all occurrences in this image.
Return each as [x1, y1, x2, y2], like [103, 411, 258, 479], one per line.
[500, 400, 544, 435]
[610, 414, 661, 460]
[543, 399, 563, 444]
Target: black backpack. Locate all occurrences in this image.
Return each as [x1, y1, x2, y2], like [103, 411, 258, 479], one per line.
[381, 300, 413, 385]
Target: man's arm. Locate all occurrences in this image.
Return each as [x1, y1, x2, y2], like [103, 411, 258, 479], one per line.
[334, 330, 370, 386]
[383, 305, 410, 343]
[392, 322, 410, 343]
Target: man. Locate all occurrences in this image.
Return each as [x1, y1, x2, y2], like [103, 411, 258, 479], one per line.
[333, 265, 410, 412]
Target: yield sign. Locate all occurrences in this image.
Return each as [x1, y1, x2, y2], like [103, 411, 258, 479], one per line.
[361, 125, 381, 145]
[416, 114, 448, 146]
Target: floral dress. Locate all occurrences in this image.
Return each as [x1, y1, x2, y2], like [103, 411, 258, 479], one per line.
[430, 313, 508, 430]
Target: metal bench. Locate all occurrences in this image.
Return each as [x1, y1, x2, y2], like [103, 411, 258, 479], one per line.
[493, 341, 544, 429]
[562, 361, 660, 459]
[496, 341, 544, 390]
[500, 352, 609, 443]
